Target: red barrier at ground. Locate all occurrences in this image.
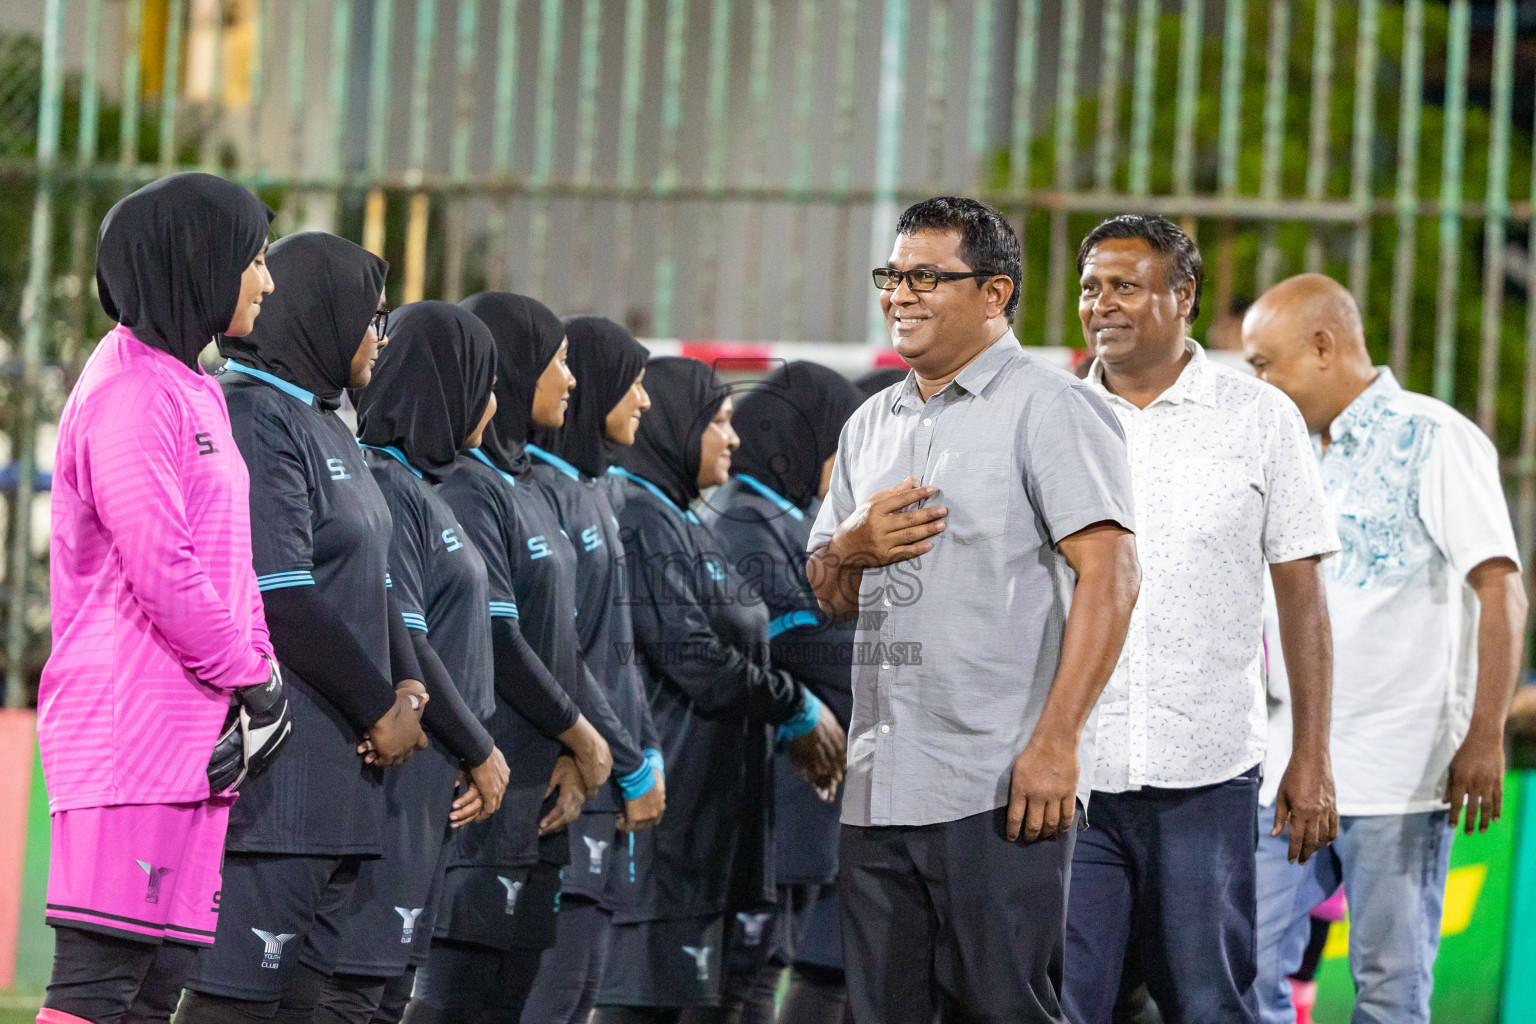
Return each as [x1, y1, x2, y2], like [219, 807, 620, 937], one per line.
[0, 711, 36, 989]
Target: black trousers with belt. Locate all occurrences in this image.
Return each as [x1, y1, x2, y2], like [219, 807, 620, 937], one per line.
[839, 805, 1079, 1024]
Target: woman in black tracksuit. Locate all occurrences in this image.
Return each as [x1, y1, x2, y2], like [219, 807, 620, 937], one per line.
[521, 316, 668, 1024]
[313, 300, 510, 1024]
[179, 232, 431, 1024]
[703, 361, 862, 1024]
[593, 357, 845, 1024]
[412, 292, 648, 1023]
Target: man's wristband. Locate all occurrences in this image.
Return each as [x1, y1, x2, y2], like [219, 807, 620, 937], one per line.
[643, 747, 665, 778]
[617, 757, 658, 800]
[779, 690, 824, 742]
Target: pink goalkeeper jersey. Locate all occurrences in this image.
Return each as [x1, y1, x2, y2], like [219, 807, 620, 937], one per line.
[40, 325, 272, 812]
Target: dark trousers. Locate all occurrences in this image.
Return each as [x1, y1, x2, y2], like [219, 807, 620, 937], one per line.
[839, 806, 1077, 1024]
[1064, 769, 1261, 1024]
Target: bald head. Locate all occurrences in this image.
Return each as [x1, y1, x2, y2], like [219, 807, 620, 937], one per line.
[1242, 274, 1379, 435]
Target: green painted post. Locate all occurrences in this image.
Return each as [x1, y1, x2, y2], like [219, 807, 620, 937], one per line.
[1092, 0, 1124, 194]
[1519, 57, 1536, 597]
[696, 0, 735, 332]
[1475, 0, 1515, 435]
[866, 0, 908, 345]
[573, 0, 602, 187]
[1256, 0, 1292, 291]
[612, 0, 646, 315]
[9, 0, 65, 707]
[158, 0, 185, 171]
[1007, 0, 1041, 322]
[1432, 0, 1470, 405]
[526, 0, 560, 300]
[967, 0, 994, 168]
[1044, 0, 1082, 349]
[407, 0, 439, 178]
[1126, 0, 1159, 197]
[651, 0, 688, 338]
[249, 0, 268, 177]
[1303, 0, 1335, 271]
[782, 0, 820, 342]
[827, 0, 860, 342]
[1171, 0, 1203, 200]
[120, 0, 143, 169]
[285, 0, 309, 177]
[329, 0, 355, 179]
[68, 0, 104, 368]
[443, 0, 478, 301]
[486, 0, 518, 290]
[742, 0, 776, 338]
[1347, 0, 1379, 313]
[366, 0, 394, 180]
[1389, 0, 1424, 379]
[77, 0, 102, 166]
[1215, 0, 1245, 200]
[924, 0, 951, 191]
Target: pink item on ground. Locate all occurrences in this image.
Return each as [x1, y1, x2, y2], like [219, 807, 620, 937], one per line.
[36, 1007, 96, 1024]
[45, 798, 233, 945]
[39, 326, 272, 814]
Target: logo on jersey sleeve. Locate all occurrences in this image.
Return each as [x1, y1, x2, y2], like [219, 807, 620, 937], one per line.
[736, 912, 773, 947]
[704, 560, 726, 582]
[441, 527, 463, 552]
[583, 836, 609, 874]
[136, 860, 171, 904]
[682, 945, 712, 982]
[326, 458, 352, 481]
[252, 929, 296, 969]
[497, 875, 524, 916]
[527, 536, 552, 560]
[195, 431, 218, 456]
[396, 906, 424, 943]
[581, 525, 602, 552]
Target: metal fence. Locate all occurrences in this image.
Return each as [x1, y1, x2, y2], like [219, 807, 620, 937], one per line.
[4, 0, 1536, 702]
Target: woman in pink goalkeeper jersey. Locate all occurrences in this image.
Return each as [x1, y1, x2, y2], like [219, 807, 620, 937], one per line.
[37, 173, 286, 1024]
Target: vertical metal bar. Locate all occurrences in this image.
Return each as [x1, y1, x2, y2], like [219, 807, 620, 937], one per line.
[402, 0, 438, 303]
[364, 0, 394, 260]
[866, 0, 908, 344]
[827, 0, 859, 342]
[1215, 0, 1245, 199]
[1303, 0, 1335, 271]
[10, 0, 65, 706]
[612, 0, 646, 318]
[77, 0, 103, 165]
[525, 0, 561, 302]
[198, 0, 225, 171]
[1007, 0, 1041, 322]
[1475, 0, 1515, 435]
[651, 0, 688, 337]
[696, 0, 735, 333]
[328, 0, 354, 178]
[1170, 0, 1203, 199]
[1431, 0, 1469, 405]
[285, 0, 308, 177]
[924, 1, 950, 190]
[1517, 62, 1536, 597]
[249, 0, 269, 176]
[781, 0, 819, 342]
[442, 0, 478, 302]
[1389, 0, 1423, 379]
[159, 0, 186, 170]
[570, 0, 602, 312]
[1092, 0, 1124, 193]
[1126, 0, 1158, 197]
[1044, 0, 1081, 349]
[1256, 0, 1291, 291]
[742, 0, 776, 338]
[1347, 0, 1379, 311]
[69, 0, 104, 368]
[487, 0, 518, 290]
[966, 0, 994, 168]
[121, 0, 144, 168]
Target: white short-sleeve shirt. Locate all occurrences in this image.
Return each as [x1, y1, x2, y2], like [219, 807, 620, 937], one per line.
[1087, 341, 1340, 792]
[1318, 368, 1520, 815]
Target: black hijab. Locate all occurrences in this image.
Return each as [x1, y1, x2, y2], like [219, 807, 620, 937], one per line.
[731, 362, 861, 511]
[355, 301, 497, 483]
[533, 316, 650, 478]
[218, 231, 388, 410]
[854, 366, 910, 398]
[612, 356, 727, 512]
[459, 292, 565, 477]
[96, 172, 274, 369]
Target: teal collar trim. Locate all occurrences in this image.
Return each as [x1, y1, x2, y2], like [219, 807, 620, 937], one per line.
[222, 360, 316, 407]
[527, 444, 582, 481]
[469, 446, 516, 486]
[735, 474, 804, 521]
[607, 466, 698, 523]
[360, 443, 424, 479]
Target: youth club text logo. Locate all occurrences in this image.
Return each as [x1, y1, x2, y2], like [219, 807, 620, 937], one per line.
[498, 876, 524, 916]
[583, 836, 609, 874]
[252, 929, 296, 969]
[136, 860, 171, 904]
[396, 906, 424, 943]
[682, 945, 711, 982]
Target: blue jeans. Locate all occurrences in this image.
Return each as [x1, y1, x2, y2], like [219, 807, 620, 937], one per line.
[1254, 810, 1452, 1024]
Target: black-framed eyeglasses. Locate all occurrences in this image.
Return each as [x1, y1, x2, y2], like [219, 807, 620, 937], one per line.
[370, 307, 390, 339]
[872, 267, 996, 292]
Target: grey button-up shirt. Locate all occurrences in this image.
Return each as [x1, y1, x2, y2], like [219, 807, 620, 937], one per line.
[808, 332, 1135, 827]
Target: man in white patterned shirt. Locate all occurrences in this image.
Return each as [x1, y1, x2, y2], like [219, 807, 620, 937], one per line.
[1064, 216, 1341, 1024]
[1243, 273, 1526, 1024]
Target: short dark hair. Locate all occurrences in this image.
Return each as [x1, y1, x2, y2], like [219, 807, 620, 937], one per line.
[895, 197, 1022, 320]
[1076, 215, 1204, 323]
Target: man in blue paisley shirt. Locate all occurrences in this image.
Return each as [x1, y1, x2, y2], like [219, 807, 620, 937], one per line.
[1243, 273, 1527, 1024]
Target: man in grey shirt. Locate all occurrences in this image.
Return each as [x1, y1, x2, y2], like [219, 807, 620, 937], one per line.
[808, 197, 1141, 1023]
